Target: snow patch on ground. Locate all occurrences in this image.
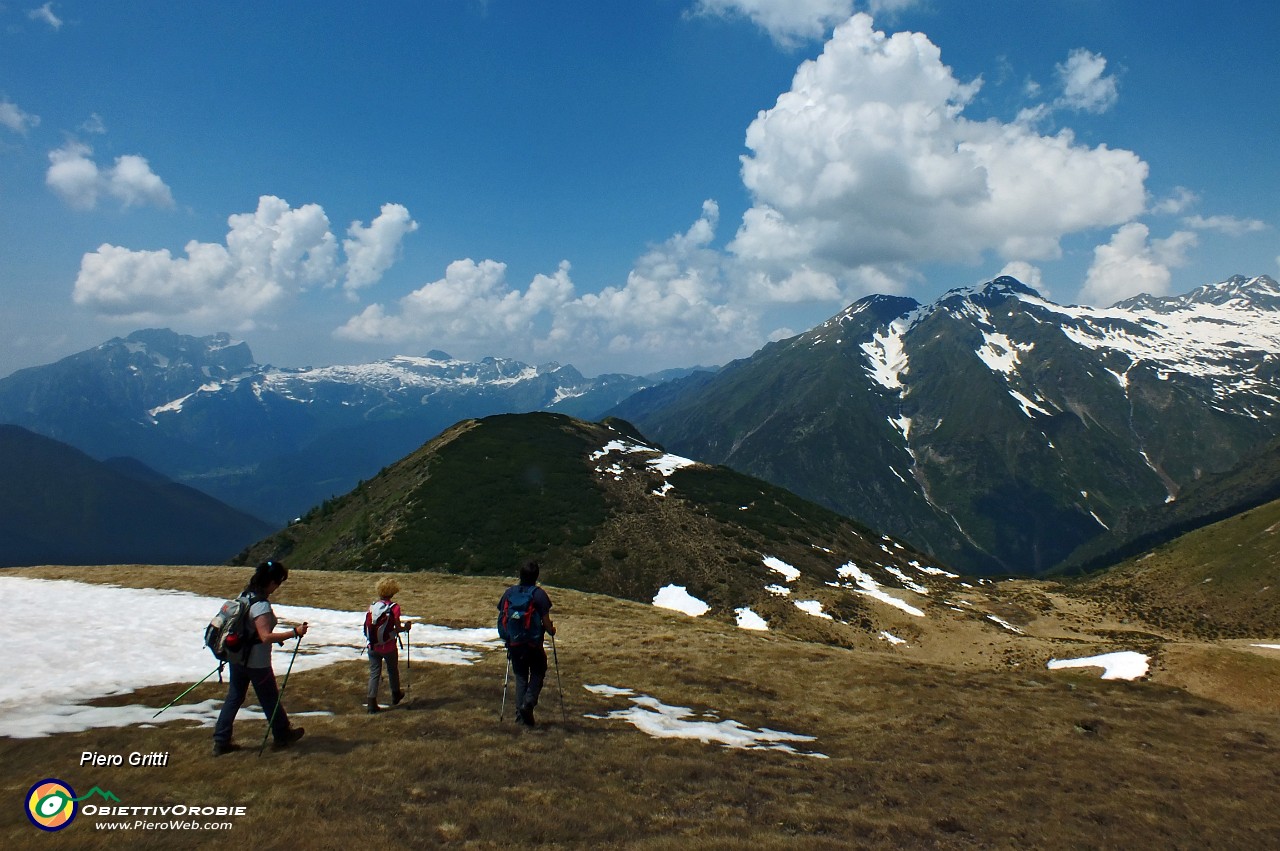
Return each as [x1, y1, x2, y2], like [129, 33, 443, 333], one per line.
[762, 555, 800, 582]
[833, 563, 925, 617]
[583, 684, 827, 759]
[986, 615, 1025, 635]
[1047, 651, 1149, 681]
[589, 439, 697, 495]
[734, 607, 769, 631]
[911, 561, 959, 578]
[793, 600, 833, 620]
[648, 453, 697, 477]
[652, 584, 710, 617]
[862, 320, 911, 391]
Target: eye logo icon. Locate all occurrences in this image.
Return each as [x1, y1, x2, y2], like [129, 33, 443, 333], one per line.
[26, 779, 77, 831]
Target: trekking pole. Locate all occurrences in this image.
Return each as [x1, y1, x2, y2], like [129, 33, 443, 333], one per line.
[259, 631, 304, 757]
[499, 649, 512, 722]
[402, 627, 411, 701]
[152, 664, 222, 718]
[550, 632, 567, 725]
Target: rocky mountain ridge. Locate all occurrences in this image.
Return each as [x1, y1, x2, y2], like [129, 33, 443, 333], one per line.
[614, 275, 1280, 575]
[0, 330, 684, 524]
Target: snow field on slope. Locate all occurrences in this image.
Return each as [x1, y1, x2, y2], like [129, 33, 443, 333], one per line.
[0, 577, 497, 738]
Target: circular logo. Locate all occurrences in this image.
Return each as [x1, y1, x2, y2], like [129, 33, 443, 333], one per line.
[26, 779, 77, 832]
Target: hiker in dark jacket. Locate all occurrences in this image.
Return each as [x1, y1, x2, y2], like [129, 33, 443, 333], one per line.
[497, 559, 556, 727]
[366, 576, 411, 713]
[212, 560, 308, 755]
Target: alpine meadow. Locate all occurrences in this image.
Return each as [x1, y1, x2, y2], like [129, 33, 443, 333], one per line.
[3, 3, 1280, 850]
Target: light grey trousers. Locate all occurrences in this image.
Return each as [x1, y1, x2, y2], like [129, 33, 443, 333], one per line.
[367, 647, 401, 704]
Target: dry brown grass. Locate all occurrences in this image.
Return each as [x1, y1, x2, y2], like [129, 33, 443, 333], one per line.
[2, 565, 1279, 849]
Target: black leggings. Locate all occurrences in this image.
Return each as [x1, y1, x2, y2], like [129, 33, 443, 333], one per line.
[508, 644, 548, 710]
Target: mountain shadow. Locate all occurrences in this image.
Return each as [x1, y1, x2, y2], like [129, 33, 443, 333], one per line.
[0, 425, 274, 566]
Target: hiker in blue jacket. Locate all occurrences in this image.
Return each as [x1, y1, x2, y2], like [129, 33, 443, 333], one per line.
[497, 559, 556, 727]
[212, 560, 308, 755]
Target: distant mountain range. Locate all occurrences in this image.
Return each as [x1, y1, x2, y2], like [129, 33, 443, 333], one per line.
[6, 275, 1278, 576]
[0, 425, 273, 566]
[613, 275, 1280, 575]
[0, 329, 697, 525]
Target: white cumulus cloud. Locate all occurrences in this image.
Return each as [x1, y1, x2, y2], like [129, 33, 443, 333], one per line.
[337, 258, 575, 346]
[998, 261, 1046, 297]
[549, 200, 754, 362]
[692, 0, 856, 45]
[46, 142, 174, 210]
[1055, 48, 1119, 114]
[0, 99, 39, 135]
[730, 14, 1148, 303]
[342, 203, 419, 294]
[337, 201, 761, 370]
[1150, 186, 1198, 216]
[692, 0, 922, 45]
[1079, 223, 1198, 306]
[72, 196, 409, 325]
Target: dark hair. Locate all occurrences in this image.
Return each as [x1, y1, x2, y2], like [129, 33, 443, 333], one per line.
[518, 559, 540, 586]
[245, 559, 288, 595]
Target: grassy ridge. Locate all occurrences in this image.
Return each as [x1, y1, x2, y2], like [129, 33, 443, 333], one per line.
[234, 413, 943, 634]
[1077, 496, 1280, 638]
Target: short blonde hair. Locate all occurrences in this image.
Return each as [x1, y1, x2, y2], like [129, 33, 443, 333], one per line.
[375, 577, 400, 599]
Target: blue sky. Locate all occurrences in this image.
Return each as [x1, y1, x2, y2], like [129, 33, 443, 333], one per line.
[1, 1, 1276, 378]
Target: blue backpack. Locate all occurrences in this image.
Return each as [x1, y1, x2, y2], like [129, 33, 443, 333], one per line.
[498, 585, 544, 646]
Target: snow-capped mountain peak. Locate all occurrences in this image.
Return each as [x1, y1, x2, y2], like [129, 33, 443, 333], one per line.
[621, 272, 1280, 576]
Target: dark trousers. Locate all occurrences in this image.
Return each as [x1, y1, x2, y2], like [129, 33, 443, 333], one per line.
[509, 643, 548, 711]
[367, 647, 402, 704]
[213, 664, 290, 744]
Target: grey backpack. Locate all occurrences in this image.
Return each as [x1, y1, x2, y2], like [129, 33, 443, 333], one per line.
[204, 593, 260, 665]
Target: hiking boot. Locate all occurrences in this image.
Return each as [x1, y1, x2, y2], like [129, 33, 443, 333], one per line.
[392, 690, 406, 705]
[367, 702, 381, 714]
[517, 706, 536, 727]
[273, 726, 305, 748]
[211, 740, 241, 757]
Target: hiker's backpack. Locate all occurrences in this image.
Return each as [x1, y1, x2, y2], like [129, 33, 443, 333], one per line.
[364, 600, 399, 648]
[498, 585, 544, 646]
[204, 593, 260, 666]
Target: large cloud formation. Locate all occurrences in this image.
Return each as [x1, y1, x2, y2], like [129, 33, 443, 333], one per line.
[73, 196, 416, 325]
[729, 14, 1149, 301]
[337, 201, 756, 368]
[334, 13, 1160, 369]
[337, 258, 574, 345]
